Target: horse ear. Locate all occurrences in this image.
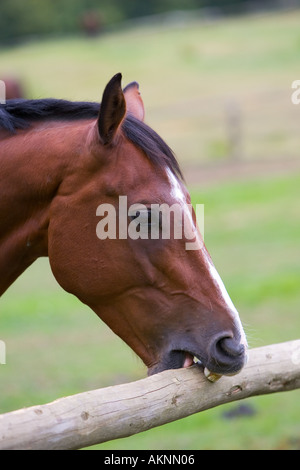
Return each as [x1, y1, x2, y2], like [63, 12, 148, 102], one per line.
[98, 73, 126, 145]
[123, 82, 145, 122]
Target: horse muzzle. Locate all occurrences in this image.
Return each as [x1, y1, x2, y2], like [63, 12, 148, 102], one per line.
[148, 332, 248, 379]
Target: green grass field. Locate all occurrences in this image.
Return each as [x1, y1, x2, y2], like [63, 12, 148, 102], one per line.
[0, 9, 300, 449]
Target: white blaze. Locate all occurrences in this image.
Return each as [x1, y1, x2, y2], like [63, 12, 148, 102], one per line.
[166, 167, 247, 347]
[208, 259, 247, 346]
[166, 168, 203, 250]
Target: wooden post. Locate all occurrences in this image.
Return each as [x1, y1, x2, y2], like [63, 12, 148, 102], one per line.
[0, 340, 299, 450]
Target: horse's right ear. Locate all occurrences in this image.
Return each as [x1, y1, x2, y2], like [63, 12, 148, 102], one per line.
[98, 73, 126, 145]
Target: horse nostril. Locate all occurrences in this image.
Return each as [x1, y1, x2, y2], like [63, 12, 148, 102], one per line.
[207, 334, 247, 375]
[216, 337, 245, 358]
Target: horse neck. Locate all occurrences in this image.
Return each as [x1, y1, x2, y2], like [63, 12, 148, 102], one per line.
[0, 120, 88, 295]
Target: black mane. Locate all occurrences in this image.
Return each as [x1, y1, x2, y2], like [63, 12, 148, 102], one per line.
[0, 99, 182, 180]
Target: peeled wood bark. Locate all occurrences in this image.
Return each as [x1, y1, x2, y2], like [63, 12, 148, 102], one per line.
[0, 340, 299, 450]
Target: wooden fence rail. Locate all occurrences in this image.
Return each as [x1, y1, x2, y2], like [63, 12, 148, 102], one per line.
[0, 339, 299, 450]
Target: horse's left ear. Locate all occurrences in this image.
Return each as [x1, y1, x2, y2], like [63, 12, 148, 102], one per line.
[123, 82, 145, 122]
[98, 73, 126, 145]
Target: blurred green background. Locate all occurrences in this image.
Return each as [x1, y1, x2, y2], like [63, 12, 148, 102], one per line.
[0, 0, 299, 450]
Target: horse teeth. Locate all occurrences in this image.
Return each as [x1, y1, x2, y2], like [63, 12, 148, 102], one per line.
[193, 356, 201, 364]
[204, 367, 222, 383]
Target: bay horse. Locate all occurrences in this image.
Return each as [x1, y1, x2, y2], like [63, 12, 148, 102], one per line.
[0, 74, 247, 378]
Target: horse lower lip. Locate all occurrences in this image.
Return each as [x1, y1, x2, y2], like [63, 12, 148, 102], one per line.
[178, 350, 244, 381]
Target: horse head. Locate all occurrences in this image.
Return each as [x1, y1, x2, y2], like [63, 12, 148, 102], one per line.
[48, 74, 247, 377]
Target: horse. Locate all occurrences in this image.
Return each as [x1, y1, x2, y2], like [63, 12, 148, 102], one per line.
[0, 73, 247, 378]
